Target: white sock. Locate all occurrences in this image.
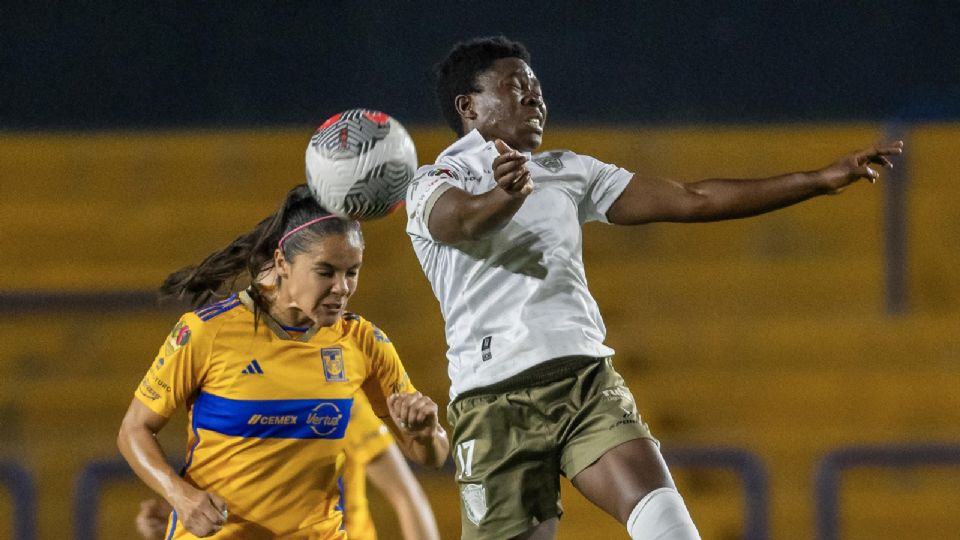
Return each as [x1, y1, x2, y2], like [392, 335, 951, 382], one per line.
[626, 487, 701, 540]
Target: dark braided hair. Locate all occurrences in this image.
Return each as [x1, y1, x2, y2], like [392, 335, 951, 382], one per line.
[434, 36, 531, 136]
[160, 184, 362, 309]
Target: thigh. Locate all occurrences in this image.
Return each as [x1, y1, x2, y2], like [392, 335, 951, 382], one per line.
[449, 393, 562, 540]
[558, 359, 670, 523]
[558, 359, 657, 480]
[571, 438, 675, 524]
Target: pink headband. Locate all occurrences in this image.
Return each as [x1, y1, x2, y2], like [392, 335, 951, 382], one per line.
[278, 215, 339, 249]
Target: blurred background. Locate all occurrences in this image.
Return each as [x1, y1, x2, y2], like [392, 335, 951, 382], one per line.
[1, 2, 958, 539]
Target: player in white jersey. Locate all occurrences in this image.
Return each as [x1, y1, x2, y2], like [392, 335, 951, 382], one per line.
[406, 36, 902, 540]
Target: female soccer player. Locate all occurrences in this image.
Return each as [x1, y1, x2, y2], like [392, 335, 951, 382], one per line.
[134, 392, 441, 540]
[118, 184, 449, 539]
[405, 36, 902, 540]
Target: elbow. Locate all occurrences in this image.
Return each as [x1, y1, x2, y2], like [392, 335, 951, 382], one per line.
[459, 221, 494, 242]
[117, 416, 138, 456]
[676, 188, 716, 222]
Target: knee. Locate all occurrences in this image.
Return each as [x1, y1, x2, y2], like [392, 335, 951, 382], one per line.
[626, 487, 700, 540]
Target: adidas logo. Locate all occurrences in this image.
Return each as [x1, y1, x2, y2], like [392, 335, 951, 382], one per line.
[242, 359, 264, 375]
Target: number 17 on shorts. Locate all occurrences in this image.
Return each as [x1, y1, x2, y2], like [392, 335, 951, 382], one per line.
[456, 439, 476, 479]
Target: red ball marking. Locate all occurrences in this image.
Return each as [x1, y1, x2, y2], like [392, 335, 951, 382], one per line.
[316, 112, 343, 132]
[362, 111, 390, 124]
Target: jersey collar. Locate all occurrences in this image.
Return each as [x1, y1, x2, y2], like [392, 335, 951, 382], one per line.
[439, 129, 533, 161]
[238, 288, 326, 342]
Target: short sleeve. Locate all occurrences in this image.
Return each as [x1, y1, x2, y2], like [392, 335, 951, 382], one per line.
[577, 154, 634, 224]
[134, 313, 209, 418]
[359, 323, 417, 419]
[344, 392, 394, 465]
[405, 165, 461, 240]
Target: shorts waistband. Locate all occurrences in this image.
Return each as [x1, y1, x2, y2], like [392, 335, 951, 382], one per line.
[454, 355, 608, 401]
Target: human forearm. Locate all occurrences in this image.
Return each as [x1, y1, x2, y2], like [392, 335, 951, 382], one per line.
[118, 400, 227, 536]
[117, 420, 190, 503]
[607, 142, 902, 225]
[367, 445, 441, 540]
[679, 170, 831, 222]
[429, 185, 529, 242]
[428, 138, 534, 242]
[394, 486, 441, 540]
[398, 426, 450, 469]
[386, 392, 450, 468]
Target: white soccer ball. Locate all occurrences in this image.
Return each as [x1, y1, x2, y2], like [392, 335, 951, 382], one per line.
[305, 108, 418, 220]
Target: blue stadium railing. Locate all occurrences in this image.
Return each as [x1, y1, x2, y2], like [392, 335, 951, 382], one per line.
[0, 461, 38, 540]
[814, 443, 960, 540]
[75, 448, 770, 540]
[665, 447, 769, 540]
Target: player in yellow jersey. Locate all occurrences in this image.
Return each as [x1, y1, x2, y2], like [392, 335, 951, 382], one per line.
[118, 184, 449, 539]
[135, 391, 441, 540]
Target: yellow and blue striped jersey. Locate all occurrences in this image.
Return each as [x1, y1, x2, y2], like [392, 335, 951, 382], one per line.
[341, 392, 394, 540]
[135, 290, 415, 539]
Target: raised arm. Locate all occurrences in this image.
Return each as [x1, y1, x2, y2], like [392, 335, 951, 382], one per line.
[427, 139, 534, 243]
[118, 399, 227, 537]
[366, 443, 441, 540]
[606, 141, 904, 225]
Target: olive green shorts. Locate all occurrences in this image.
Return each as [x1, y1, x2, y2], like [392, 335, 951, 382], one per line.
[447, 356, 656, 540]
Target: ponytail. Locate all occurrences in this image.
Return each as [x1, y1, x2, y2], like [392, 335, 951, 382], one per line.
[159, 184, 361, 308]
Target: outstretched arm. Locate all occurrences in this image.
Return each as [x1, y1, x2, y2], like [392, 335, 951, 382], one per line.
[366, 444, 441, 540]
[118, 399, 228, 537]
[606, 141, 903, 225]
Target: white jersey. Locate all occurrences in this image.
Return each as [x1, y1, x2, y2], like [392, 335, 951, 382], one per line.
[405, 130, 634, 399]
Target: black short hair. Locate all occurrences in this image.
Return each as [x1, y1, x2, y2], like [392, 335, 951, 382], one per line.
[434, 36, 531, 136]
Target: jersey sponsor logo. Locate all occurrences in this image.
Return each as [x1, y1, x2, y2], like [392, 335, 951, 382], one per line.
[460, 483, 488, 525]
[193, 392, 353, 440]
[247, 414, 297, 425]
[306, 402, 345, 436]
[320, 348, 347, 382]
[164, 321, 192, 355]
[241, 359, 265, 375]
[138, 379, 161, 400]
[533, 151, 564, 173]
[426, 167, 454, 178]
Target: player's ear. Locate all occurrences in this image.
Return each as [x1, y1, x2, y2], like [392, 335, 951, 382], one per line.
[274, 249, 290, 279]
[455, 94, 476, 122]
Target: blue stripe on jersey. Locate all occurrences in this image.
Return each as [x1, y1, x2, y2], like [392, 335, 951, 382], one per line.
[197, 300, 241, 321]
[180, 407, 203, 476]
[165, 509, 177, 540]
[195, 294, 238, 315]
[280, 324, 310, 332]
[195, 294, 240, 320]
[337, 476, 345, 530]
[192, 392, 353, 440]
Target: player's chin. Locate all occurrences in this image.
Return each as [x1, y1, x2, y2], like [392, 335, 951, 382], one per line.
[517, 131, 543, 152]
[314, 308, 343, 326]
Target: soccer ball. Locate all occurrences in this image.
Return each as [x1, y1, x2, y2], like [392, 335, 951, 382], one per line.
[305, 108, 418, 220]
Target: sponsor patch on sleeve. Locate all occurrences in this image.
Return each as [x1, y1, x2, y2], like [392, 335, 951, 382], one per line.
[164, 321, 191, 356]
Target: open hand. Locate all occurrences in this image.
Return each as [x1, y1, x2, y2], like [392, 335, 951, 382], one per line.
[493, 139, 534, 197]
[820, 140, 904, 194]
